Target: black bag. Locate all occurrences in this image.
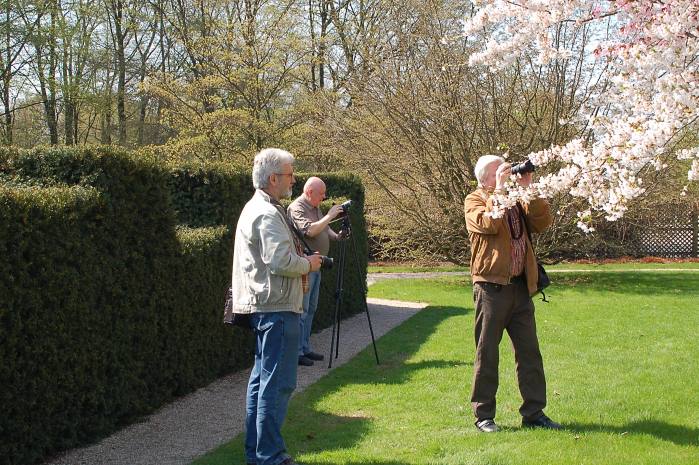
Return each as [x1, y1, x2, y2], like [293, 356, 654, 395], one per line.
[535, 262, 550, 300]
[223, 286, 252, 329]
[517, 204, 550, 302]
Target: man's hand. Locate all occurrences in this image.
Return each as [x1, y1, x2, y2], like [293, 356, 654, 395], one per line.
[306, 253, 322, 272]
[495, 162, 511, 190]
[326, 204, 344, 221]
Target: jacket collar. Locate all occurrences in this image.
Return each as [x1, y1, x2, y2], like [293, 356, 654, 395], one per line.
[256, 189, 282, 207]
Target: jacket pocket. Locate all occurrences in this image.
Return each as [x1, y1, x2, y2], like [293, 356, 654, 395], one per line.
[265, 274, 293, 306]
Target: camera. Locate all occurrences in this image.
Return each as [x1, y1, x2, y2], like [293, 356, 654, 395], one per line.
[319, 255, 334, 270]
[511, 159, 536, 176]
[335, 199, 353, 219]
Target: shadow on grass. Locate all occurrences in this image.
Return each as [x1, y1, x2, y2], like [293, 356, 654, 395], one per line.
[193, 413, 375, 465]
[303, 461, 411, 465]
[287, 306, 471, 465]
[193, 305, 469, 465]
[318, 306, 471, 387]
[551, 272, 699, 296]
[566, 420, 699, 446]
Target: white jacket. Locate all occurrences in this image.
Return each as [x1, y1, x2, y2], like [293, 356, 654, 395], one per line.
[231, 189, 310, 314]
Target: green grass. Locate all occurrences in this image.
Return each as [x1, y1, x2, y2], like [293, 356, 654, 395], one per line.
[547, 261, 699, 271]
[193, 272, 699, 465]
[368, 263, 469, 273]
[368, 261, 699, 273]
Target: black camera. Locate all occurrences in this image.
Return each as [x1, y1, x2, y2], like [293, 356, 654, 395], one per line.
[336, 199, 353, 219]
[319, 255, 334, 270]
[511, 159, 536, 175]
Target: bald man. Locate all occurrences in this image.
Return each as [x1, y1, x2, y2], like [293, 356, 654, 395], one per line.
[287, 177, 344, 366]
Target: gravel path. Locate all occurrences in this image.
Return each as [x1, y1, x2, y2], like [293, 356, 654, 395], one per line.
[43, 297, 427, 465]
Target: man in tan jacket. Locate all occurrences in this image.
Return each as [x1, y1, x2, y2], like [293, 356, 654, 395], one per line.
[464, 154, 561, 433]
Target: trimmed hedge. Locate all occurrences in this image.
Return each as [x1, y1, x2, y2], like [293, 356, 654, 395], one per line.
[168, 163, 369, 332]
[0, 147, 367, 465]
[0, 186, 106, 465]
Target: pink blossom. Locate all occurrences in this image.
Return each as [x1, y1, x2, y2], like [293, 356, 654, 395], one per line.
[462, 0, 699, 231]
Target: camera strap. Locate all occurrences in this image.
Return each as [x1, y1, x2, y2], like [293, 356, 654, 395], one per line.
[271, 203, 310, 292]
[517, 203, 550, 302]
[273, 203, 314, 255]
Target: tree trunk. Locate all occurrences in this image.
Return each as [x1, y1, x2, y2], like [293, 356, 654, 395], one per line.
[2, 68, 11, 144]
[36, 6, 59, 145]
[111, 0, 127, 145]
[2, 0, 13, 144]
[102, 90, 113, 144]
[137, 93, 147, 145]
[63, 44, 75, 145]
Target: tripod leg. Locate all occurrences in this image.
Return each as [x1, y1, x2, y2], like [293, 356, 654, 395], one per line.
[349, 231, 380, 365]
[328, 239, 346, 369]
[334, 240, 347, 360]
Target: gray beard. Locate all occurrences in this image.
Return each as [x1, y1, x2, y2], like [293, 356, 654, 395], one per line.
[282, 187, 293, 199]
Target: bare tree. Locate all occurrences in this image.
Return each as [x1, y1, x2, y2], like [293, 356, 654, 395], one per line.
[0, 0, 31, 144]
[105, 0, 135, 145]
[314, 0, 601, 262]
[60, 0, 99, 145]
[28, 0, 60, 145]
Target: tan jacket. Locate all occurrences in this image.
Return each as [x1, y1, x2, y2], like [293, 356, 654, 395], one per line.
[464, 188, 552, 295]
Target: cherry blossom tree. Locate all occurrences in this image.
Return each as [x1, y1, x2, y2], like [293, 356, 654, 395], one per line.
[463, 0, 699, 231]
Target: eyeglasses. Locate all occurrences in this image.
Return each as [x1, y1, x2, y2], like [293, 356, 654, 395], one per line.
[274, 172, 295, 178]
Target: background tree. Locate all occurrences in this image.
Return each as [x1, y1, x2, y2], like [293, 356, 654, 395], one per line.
[462, 0, 699, 229]
[308, 0, 604, 262]
[2, 0, 695, 261]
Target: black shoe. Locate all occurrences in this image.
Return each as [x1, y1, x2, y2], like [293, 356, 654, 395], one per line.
[298, 355, 314, 366]
[304, 351, 325, 361]
[280, 458, 299, 465]
[475, 418, 499, 433]
[522, 414, 563, 430]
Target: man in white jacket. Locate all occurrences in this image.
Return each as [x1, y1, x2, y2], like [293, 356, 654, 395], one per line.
[231, 148, 322, 465]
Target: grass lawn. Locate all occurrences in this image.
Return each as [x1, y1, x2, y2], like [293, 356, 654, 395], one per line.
[368, 261, 699, 273]
[368, 263, 469, 273]
[193, 271, 699, 465]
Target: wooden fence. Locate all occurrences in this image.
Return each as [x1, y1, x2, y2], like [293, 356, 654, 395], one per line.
[638, 204, 699, 257]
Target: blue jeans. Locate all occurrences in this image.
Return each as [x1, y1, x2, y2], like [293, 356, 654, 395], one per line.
[299, 271, 321, 356]
[245, 312, 300, 465]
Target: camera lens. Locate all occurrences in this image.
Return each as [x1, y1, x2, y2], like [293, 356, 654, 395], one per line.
[511, 159, 536, 176]
[320, 256, 334, 270]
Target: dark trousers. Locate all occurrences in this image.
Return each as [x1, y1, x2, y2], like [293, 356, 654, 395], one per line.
[470, 278, 546, 421]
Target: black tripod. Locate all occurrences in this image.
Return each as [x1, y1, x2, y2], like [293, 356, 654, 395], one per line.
[328, 214, 380, 368]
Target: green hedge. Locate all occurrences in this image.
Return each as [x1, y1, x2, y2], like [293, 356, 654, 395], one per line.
[169, 164, 369, 332]
[0, 186, 106, 465]
[0, 147, 367, 465]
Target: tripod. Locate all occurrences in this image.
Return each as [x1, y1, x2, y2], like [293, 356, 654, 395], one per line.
[327, 214, 380, 368]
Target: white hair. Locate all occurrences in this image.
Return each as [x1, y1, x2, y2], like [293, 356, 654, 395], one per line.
[474, 154, 505, 187]
[252, 148, 295, 189]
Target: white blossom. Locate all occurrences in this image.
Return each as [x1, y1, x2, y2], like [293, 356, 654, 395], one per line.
[463, 0, 699, 230]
